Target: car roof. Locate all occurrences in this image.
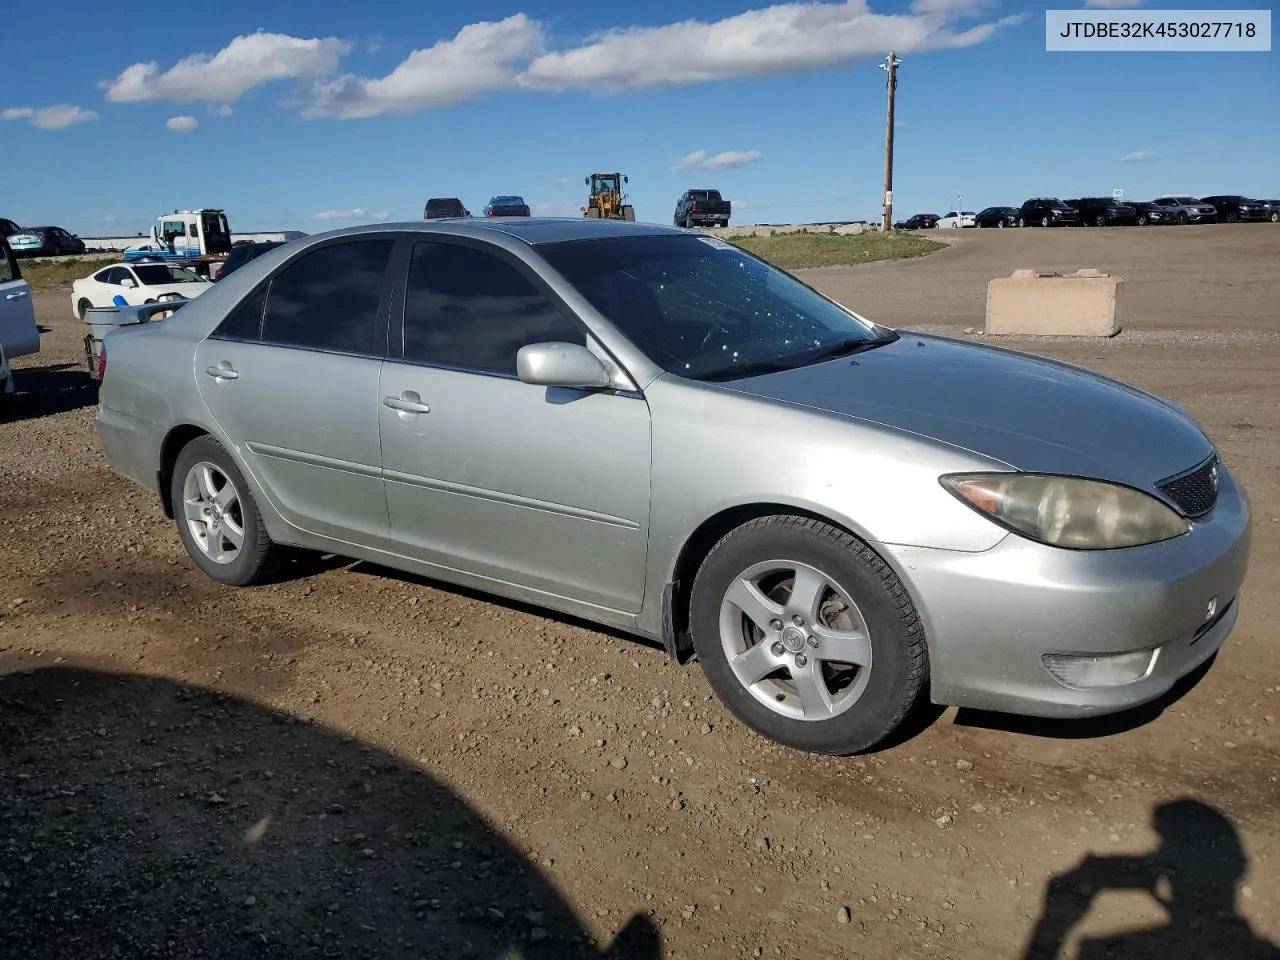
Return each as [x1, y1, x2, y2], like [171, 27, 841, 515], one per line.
[294, 217, 682, 246]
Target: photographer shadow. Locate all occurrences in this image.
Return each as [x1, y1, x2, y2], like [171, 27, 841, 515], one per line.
[1021, 798, 1279, 960]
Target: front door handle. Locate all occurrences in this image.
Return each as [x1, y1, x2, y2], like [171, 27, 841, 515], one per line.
[4, 291, 27, 300]
[205, 363, 238, 380]
[383, 394, 430, 414]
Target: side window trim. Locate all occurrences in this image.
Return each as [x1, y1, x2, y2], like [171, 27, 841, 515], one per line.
[208, 234, 398, 358]
[388, 235, 597, 380]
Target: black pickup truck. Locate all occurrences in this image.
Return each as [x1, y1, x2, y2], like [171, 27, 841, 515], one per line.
[674, 189, 731, 228]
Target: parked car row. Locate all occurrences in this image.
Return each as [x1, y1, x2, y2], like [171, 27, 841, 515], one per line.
[422, 195, 532, 219]
[900, 194, 1279, 230]
[0, 218, 87, 256]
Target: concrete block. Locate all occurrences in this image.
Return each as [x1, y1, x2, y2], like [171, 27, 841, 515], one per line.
[985, 268, 1123, 337]
[834, 223, 866, 236]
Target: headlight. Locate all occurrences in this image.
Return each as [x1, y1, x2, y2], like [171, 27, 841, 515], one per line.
[940, 473, 1190, 549]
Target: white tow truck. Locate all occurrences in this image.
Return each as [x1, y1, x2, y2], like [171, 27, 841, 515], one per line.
[123, 209, 234, 278]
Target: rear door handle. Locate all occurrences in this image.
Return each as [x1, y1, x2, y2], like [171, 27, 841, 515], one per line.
[205, 364, 238, 380]
[4, 291, 27, 300]
[383, 395, 430, 414]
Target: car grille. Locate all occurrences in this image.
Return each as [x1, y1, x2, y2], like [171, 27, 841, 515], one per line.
[1156, 456, 1219, 518]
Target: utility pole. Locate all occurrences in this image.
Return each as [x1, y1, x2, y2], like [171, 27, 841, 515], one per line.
[879, 52, 902, 232]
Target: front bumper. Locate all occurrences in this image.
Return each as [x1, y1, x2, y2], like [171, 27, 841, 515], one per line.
[884, 464, 1252, 718]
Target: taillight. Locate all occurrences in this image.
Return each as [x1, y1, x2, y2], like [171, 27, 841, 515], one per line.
[691, 202, 698, 211]
[97, 342, 107, 381]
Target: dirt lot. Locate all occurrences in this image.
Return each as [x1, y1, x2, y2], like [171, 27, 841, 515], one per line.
[2, 224, 1278, 959]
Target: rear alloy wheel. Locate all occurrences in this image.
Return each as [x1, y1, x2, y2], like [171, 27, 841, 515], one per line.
[171, 435, 279, 586]
[689, 516, 928, 755]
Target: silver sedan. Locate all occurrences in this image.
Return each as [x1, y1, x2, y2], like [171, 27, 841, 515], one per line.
[95, 218, 1252, 755]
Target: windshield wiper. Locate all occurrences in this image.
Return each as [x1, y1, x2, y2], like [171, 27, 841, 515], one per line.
[693, 332, 899, 383]
[696, 359, 801, 382]
[796, 333, 898, 364]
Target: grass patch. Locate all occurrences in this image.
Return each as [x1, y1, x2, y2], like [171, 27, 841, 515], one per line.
[730, 230, 943, 270]
[16, 254, 117, 292]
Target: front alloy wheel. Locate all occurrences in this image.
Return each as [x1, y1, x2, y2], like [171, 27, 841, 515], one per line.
[718, 560, 874, 722]
[689, 516, 928, 754]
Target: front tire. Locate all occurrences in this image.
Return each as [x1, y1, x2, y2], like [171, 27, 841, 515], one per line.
[688, 516, 929, 755]
[171, 435, 279, 587]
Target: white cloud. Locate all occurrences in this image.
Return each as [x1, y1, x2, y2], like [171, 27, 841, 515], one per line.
[103, 31, 350, 103]
[519, 2, 1024, 94]
[369, 211, 392, 221]
[552, 176, 570, 185]
[286, 2, 1017, 119]
[313, 208, 366, 220]
[165, 115, 200, 132]
[671, 149, 763, 172]
[1084, 0, 1144, 7]
[300, 14, 545, 119]
[217, 104, 235, 116]
[2, 104, 99, 129]
[1119, 150, 1159, 163]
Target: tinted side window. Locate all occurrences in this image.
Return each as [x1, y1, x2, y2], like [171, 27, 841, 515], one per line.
[402, 241, 583, 375]
[260, 239, 393, 355]
[214, 287, 268, 340]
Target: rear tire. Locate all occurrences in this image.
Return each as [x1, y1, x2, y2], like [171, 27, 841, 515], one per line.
[622, 205, 636, 222]
[171, 435, 280, 587]
[76, 298, 92, 320]
[688, 515, 929, 755]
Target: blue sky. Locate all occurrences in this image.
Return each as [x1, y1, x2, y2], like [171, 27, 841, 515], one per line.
[2, 0, 1276, 236]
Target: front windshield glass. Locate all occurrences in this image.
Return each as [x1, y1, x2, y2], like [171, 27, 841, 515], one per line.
[134, 264, 204, 285]
[537, 235, 892, 382]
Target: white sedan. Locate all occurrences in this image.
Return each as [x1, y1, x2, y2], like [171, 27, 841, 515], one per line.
[937, 210, 976, 229]
[71, 261, 212, 319]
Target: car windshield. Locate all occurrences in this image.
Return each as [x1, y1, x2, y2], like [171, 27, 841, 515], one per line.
[537, 234, 894, 382]
[133, 264, 204, 285]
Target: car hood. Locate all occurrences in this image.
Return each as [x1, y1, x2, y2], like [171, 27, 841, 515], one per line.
[721, 333, 1213, 487]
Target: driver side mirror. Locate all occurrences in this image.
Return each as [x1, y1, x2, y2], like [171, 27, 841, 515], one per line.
[120, 277, 136, 289]
[517, 342, 614, 390]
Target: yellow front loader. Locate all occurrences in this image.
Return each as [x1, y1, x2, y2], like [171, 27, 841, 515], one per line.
[583, 172, 635, 221]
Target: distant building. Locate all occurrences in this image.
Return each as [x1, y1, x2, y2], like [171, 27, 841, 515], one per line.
[79, 230, 309, 252]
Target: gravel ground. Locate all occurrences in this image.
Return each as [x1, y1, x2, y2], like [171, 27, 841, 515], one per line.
[2, 225, 1278, 959]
